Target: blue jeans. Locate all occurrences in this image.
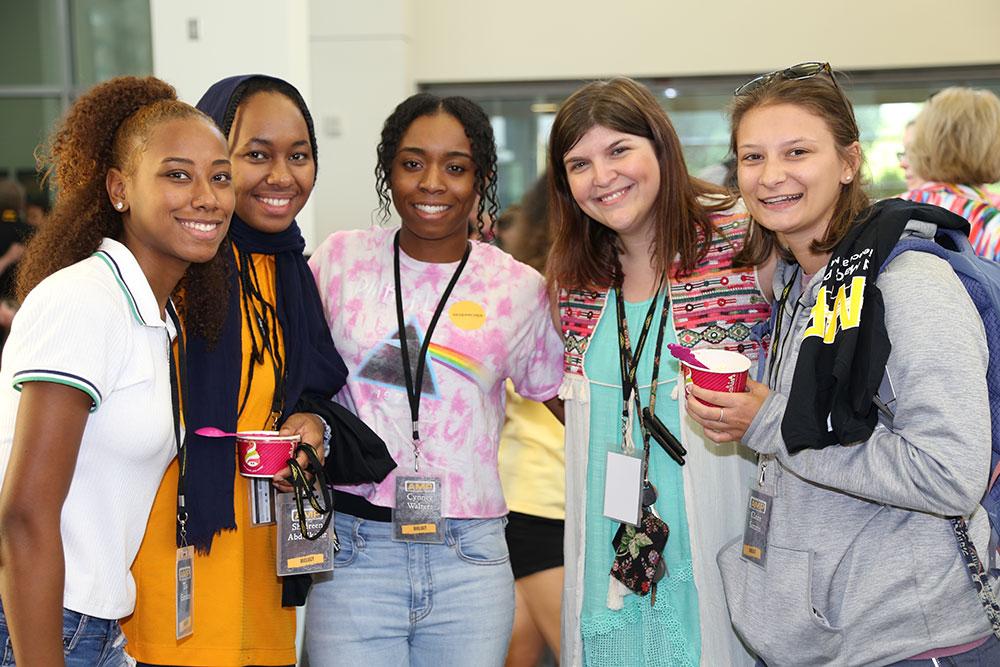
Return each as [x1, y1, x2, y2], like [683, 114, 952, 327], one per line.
[304, 512, 515, 667]
[0, 606, 133, 666]
[753, 634, 1000, 667]
[886, 634, 1000, 666]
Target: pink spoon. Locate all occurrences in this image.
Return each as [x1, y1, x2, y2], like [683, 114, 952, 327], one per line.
[194, 426, 238, 438]
[667, 344, 709, 370]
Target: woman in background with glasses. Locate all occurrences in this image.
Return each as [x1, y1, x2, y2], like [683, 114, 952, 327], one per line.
[548, 77, 771, 667]
[690, 63, 999, 666]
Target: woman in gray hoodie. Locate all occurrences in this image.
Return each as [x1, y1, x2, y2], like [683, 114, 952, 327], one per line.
[685, 63, 1000, 666]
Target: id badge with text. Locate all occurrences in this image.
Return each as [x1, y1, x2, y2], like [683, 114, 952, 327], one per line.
[741, 488, 773, 568]
[603, 450, 643, 527]
[175, 546, 194, 639]
[275, 492, 333, 576]
[392, 476, 444, 543]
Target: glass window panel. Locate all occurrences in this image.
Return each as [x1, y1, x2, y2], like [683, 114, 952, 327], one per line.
[430, 68, 1000, 208]
[0, 98, 62, 191]
[0, 0, 65, 86]
[70, 0, 152, 88]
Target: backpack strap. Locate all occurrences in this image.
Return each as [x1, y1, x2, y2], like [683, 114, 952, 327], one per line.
[953, 517, 1000, 639]
[883, 237, 1000, 636]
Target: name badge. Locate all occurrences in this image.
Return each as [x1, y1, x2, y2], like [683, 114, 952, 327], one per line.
[275, 492, 334, 576]
[175, 546, 194, 639]
[393, 477, 444, 543]
[603, 451, 643, 527]
[249, 478, 275, 525]
[741, 488, 773, 568]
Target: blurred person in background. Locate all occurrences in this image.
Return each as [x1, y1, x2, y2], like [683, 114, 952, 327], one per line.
[0, 180, 35, 348]
[896, 120, 925, 192]
[900, 87, 1000, 260]
[24, 187, 51, 228]
[495, 174, 565, 667]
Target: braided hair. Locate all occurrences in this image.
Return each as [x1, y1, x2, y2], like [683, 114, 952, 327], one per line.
[375, 94, 498, 233]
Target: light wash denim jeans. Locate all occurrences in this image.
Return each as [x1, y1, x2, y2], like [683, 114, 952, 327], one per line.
[0, 606, 134, 666]
[305, 511, 515, 667]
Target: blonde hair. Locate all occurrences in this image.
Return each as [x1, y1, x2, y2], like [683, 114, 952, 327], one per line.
[909, 87, 1000, 185]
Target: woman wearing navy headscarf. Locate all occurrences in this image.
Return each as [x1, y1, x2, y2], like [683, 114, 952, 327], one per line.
[122, 75, 351, 667]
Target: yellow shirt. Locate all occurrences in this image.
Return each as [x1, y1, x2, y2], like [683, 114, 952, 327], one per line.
[497, 381, 565, 520]
[122, 252, 296, 666]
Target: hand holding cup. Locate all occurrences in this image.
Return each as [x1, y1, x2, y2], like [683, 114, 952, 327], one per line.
[685, 380, 769, 444]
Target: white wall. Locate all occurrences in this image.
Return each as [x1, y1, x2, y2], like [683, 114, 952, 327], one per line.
[150, 0, 1000, 244]
[308, 0, 413, 240]
[411, 0, 1000, 82]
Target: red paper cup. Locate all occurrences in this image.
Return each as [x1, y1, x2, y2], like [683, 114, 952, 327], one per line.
[680, 349, 752, 407]
[236, 431, 300, 478]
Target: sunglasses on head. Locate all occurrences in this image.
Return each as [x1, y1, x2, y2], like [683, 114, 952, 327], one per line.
[734, 62, 837, 96]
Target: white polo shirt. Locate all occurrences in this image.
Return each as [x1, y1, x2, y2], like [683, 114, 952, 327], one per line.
[0, 238, 177, 619]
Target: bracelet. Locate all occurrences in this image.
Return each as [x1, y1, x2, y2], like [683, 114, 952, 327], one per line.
[308, 412, 333, 457]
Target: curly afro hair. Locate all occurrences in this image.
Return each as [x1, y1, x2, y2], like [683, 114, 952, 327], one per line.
[18, 76, 230, 342]
[375, 94, 498, 233]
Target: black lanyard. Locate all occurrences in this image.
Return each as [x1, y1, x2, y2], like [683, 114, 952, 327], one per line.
[766, 266, 802, 390]
[236, 248, 286, 430]
[614, 276, 672, 474]
[393, 231, 471, 472]
[166, 302, 189, 547]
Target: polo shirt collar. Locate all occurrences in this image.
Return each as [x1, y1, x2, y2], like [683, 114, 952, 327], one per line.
[92, 237, 168, 328]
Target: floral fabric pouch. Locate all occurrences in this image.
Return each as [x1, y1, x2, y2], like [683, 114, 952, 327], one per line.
[610, 508, 669, 596]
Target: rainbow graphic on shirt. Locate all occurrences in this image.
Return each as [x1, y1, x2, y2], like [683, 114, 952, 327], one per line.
[426, 342, 483, 387]
[354, 321, 487, 395]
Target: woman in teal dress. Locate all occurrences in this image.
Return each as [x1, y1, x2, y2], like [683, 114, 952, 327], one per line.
[547, 77, 772, 666]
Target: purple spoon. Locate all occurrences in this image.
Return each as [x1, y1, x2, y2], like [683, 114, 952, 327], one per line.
[194, 426, 239, 438]
[667, 343, 709, 370]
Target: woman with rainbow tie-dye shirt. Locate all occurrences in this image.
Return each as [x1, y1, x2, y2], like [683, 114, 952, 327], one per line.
[305, 93, 563, 667]
[900, 87, 1000, 261]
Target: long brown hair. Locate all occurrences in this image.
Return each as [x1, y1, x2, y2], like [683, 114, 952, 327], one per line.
[729, 74, 870, 267]
[546, 77, 735, 290]
[19, 76, 229, 341]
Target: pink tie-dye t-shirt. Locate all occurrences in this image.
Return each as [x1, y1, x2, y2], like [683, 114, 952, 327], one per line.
[309, 227, 564, 518]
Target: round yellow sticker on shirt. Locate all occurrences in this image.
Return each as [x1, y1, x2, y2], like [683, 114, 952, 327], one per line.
[448, 300, 486, 330]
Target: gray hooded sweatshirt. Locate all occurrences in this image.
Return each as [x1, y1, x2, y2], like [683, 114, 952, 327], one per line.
[718, 228, 996, 666]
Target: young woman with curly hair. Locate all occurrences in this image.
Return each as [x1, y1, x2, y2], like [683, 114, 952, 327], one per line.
[0, 75, 233, 666]
[122, 75, 352, 667]
[548, 77, 772, 667]
[305, 93, 564, 667]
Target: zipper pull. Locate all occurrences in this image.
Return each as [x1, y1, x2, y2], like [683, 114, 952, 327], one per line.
[758, 460, 768, 487]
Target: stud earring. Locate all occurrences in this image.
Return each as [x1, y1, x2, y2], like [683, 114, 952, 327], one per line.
[116, 202, 124, 210]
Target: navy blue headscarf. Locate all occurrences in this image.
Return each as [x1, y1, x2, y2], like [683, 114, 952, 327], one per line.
[184, 74, 347, 551]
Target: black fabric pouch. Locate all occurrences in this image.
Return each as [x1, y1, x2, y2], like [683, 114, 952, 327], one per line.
[610, 508, 669, 596]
